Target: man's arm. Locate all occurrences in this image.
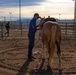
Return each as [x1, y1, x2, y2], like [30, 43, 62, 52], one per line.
[32, 24, 40, 29]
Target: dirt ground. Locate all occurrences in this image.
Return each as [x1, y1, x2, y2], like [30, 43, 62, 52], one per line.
[0, 30, 76, 75]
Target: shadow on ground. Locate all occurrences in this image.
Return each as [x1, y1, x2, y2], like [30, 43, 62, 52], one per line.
[16, 59, 76, 75]
[16, 59, 53, 75]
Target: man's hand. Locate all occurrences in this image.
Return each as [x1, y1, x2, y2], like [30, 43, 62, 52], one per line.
[36, 24, 40, 27]
[32, 24, 40, 29]
[32, 24, 36, 29]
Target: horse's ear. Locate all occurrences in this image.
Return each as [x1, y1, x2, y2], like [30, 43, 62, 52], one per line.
[39, 17, 42, 19]
[44, 16, 45, 19]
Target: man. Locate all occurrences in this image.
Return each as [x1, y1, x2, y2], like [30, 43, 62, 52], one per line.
[27, 13, 40, 61]
[5, 22, 10, 36]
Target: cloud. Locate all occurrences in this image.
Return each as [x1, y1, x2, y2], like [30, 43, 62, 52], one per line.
[0, 0, 46, 7]
[41, 1, 74, 13]
[0, 0, 74, 19]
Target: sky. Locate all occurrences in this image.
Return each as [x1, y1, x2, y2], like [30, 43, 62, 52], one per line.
[0, 0, 75, 21]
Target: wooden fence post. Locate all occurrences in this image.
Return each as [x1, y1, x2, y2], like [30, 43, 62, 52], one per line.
[1, 22, 4, 39]
[21, 22, 22, 36]
[65, 23, 67, 36]
[75, 22, 76, 35]
[73, 23, 74, 34]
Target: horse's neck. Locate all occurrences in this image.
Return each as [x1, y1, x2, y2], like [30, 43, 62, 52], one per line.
[40, 22, 45, 29]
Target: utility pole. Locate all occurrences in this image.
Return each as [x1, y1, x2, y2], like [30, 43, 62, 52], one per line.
[73, 0, 76, 22]
[73, 0, 76, 35]
[59, 14, 61, 23]
[4, 16, 6, 22]
[19, 0, 22, 36]
[75, 0, 76, 22]
[9, 12, 12, 23]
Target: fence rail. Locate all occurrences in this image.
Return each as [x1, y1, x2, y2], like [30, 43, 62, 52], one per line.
[0, 22, 76, 39]
[60, 23, 76, 35]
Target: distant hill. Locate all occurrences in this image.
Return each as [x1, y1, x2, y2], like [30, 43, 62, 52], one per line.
[58, 19, 74, 23]
[16, 18, 74, 23]
[16, 18, 31, 23]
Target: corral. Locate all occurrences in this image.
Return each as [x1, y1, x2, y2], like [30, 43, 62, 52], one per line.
[0, 22, 76, 75]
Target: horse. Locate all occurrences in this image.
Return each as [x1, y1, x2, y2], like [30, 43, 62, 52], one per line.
[39, 17, 61, 68]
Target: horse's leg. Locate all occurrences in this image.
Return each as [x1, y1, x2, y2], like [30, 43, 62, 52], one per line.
[56, 41, 61, 71]
[45, 42, 50, 69]
[45, 42, 50, 55]
[49, 41, 55, 67]
[56, 41, 61, 56]
[41, 39, 45, 59]
[45, 42, 50, 59]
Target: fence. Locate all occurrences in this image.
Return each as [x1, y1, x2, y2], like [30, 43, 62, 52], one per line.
[0, 22, 4, 39]
[60, 22, 76, 39]
[0, 22, 76, 39]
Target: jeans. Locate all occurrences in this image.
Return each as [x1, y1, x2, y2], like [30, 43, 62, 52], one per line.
[28, 32, 35, 59]
[5, 29, 9, 36]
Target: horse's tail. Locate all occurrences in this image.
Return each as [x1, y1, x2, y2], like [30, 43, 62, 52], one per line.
[49, 25, 57, 67]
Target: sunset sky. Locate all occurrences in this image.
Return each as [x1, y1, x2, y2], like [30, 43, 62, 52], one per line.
[0, 0, 74, 21]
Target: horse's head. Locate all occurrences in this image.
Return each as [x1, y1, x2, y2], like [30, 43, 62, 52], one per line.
[38, 17, 45, 29]
[39, 17, 45, 25]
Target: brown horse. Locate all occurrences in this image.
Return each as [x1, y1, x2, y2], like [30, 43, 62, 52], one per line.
[39, 17, 61, 68]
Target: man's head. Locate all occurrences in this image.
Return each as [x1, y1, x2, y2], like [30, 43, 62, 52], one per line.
[33, 13, 40, 20]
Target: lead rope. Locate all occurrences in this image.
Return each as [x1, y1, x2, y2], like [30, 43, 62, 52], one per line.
[34, 30, 41, 46]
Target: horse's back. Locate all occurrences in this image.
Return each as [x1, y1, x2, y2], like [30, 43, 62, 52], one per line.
[41, 21, 61, 42]
[43, 21, 59, 30]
